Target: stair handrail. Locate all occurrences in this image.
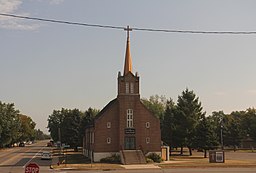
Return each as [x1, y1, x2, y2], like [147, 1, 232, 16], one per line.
[139, 145, 145, 155]
[120, 145, 126, 164]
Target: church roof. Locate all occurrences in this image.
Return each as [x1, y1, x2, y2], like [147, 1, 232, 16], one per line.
[94, 98, 117, 120]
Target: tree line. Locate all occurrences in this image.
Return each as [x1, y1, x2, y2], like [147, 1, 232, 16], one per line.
[142, 89, 256, 157]
[0, 101, 48, 148]
[46, 88, 256, 157]
[47, 108, 99, 149]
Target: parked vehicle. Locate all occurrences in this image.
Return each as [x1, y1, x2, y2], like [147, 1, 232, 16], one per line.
[41, 151, 52, 160]
[27, 141, 33, 145]
[19, 142, 25, 147]
[12, 143, 18, 147]
[47, 141, 54, 147]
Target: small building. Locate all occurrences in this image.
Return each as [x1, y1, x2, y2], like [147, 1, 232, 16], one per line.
[83, 28, 161, 164]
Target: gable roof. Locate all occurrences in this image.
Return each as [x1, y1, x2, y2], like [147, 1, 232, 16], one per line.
[94, 98, 117, 120]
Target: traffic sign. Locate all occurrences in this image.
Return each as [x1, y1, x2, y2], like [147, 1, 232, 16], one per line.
[25, 162, 39, 173]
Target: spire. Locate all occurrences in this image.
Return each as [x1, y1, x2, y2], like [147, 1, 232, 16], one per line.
[123, 25, 133, 75]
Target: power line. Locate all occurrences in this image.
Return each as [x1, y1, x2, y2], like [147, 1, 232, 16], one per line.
[0, 13, 124, 30]
[1, 13, 256, 35]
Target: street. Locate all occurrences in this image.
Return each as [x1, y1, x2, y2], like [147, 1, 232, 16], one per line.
[1, 142, 256, 173]
[109, 168, 256, 173]
[0, 140, 55, 173]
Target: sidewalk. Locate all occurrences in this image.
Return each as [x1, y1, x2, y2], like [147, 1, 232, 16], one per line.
[121, 164, 160, 169]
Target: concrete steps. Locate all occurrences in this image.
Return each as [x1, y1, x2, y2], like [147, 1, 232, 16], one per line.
[120, 150, 146, 165]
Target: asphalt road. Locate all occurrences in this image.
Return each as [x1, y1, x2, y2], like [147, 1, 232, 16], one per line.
[0, 140, 55, 173]
[1, 143, 256, 173]
[112, 168, 256, 173]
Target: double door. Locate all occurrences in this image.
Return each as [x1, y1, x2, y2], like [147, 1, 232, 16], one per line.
[124, 136, 136, 150]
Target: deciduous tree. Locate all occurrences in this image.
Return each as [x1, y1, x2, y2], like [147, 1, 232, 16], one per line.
[194, 116, 219, 157]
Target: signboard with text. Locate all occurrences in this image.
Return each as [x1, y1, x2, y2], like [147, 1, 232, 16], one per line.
[25, 162, 39, 173]
[125, 128, 136, 134]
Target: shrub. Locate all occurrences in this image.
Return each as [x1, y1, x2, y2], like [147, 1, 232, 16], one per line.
[146, 158, 154, 163]
[100, 154, 121, 163]
[146, 153, 162, 163]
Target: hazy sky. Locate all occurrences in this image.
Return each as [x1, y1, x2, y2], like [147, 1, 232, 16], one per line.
[1, 0, 256, 133]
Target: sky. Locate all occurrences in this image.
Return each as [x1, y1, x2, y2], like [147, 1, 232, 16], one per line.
[1, 0, 256, 133]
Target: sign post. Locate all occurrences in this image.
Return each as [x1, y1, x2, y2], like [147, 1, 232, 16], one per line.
[25, 162, 39, 173]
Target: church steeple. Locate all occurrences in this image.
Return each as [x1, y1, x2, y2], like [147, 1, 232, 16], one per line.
[123, 26, 133, 75]
[118, 26, 139, 96]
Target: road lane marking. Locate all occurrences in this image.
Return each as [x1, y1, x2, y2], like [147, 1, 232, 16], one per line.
[22, 146, 46, 168]
[0, 147, 33, 166]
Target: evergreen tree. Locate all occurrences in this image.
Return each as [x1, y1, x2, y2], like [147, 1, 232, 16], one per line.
[161, 99, 175, 146]
[176, 88, 205, 155]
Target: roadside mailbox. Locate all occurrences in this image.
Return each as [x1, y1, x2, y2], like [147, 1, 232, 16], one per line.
[25, 162, 39, 173]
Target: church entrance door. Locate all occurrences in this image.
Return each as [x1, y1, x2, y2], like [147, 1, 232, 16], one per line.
[124, 136, 136, 150]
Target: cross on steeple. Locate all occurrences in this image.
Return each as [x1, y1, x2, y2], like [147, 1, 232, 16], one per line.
[124, 25, 132, 39]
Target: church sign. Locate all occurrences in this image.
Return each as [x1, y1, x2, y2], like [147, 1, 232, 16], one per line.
[125, 128, 136, 134]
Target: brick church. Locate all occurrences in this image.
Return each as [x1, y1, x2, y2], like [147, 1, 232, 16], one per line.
[83, 27, 161, 163]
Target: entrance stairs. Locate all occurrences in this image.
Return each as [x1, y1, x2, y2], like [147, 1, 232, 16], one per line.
[120, 150, 146, 165]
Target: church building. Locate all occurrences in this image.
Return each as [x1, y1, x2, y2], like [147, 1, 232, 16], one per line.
[83, 27, 161, 164]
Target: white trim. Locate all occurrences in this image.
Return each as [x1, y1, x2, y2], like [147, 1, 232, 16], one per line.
[107, 122, 111, 128]
[146, 122, 150, 128]
[127, 109, 133, 128]
[146, 137, 150, 144]
[216, 152, 224, 162]
[107, 137, 111, 144]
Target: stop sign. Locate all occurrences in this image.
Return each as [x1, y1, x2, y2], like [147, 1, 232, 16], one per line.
[25, 162, 40, 173]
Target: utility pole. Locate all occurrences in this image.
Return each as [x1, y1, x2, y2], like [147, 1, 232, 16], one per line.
[220, 119, 224, 150]
[58, 127, 61, 144]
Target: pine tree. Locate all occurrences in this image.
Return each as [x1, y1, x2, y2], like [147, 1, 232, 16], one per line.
[176, 88, 205, 155]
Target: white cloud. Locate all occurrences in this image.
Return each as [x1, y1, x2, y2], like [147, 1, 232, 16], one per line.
[0, 0, 40, 30]
[49, 0, 64, 5]
[0, 0, 64, 30]
[0, 0, 22, 13]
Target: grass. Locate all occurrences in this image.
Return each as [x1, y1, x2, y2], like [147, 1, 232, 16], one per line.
[52, 149, 124, 170]
[52, 148, 256, 170]
[159, 149, 256, 168]
[58, 149, 90, 164]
